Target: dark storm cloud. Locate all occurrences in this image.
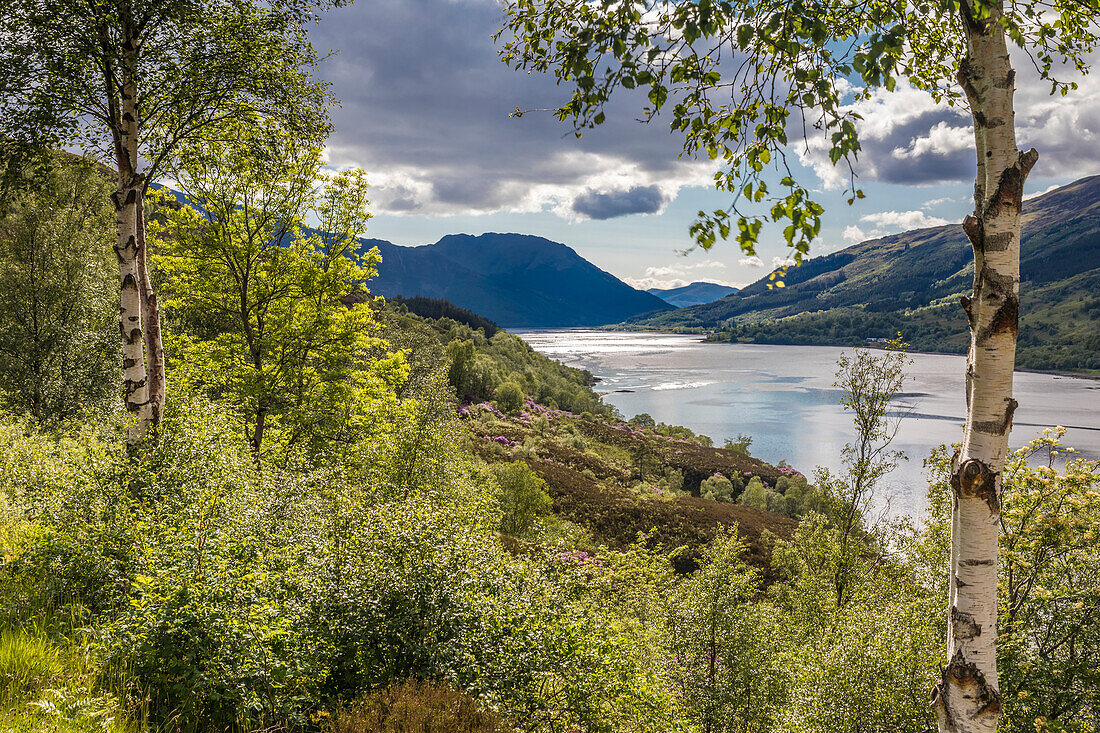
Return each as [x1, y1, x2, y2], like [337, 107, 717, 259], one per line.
[571, 185, 669, 220]
[312, 0, 699, 214]
[313, 3, 1100, 213]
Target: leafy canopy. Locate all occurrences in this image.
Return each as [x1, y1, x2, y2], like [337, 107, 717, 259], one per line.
[0, 0, 336, 183]
[152, 123, 408, 465]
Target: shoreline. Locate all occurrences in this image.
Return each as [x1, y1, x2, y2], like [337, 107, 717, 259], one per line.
[517, 327, 1100, 382]
[689, 333, 1100, 382]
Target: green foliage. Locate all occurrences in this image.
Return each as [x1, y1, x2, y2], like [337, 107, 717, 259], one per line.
[723, 433, 752, 455]
[700, 473, 738, 503]
[770, 513, 943, 733]
[0, 628, 62, 703]
[390, 296, 500, 337]
[735, 475, 771, 511]
[495, 461, 552, 536]
[153, 126, 408, 465]
[663, 528, 786, 732]
[1, 394, 681, 731]
[387, 304, 610, 416]
[492, 381, 525, 415]
[924, 430, 1100, 732]
[0, 156, 119, 422]
[0, 0, 334, 189]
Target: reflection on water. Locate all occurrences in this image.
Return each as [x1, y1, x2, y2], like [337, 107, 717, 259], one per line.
[517, 330, 1100, 518]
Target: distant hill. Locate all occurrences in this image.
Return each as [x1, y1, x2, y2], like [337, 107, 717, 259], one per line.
[647, 281, 740, 307]
[621, 176, 1100, 372]
[362, 232, 672, 328]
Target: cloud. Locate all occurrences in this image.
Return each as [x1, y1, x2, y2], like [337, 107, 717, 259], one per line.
[571, 185, 669, 220]
[772, 256, 796, 268]
[1024, 183, 1061, 201]
[313, 0, 715, 217]
[892, 121, 972, 160]
[797, 50, 1100, 189]
[739, 256, 764, 268]
[311, 2, 1099, 219]
[922, 195, 962, 209]
[843, 225, 868, 244]
[625, 260, 731, 289]
[861, 210, 951, 230]
[624, 275, 739, 290]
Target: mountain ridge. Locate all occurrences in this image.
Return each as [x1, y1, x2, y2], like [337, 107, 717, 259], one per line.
[361, 232, 672, 328]
[620, 175, 1100, 372]
[647, 281, 740, 307]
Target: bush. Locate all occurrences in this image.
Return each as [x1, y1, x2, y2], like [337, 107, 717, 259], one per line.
[495, 461, 552, 536]
[701, 473, 737, 502]
[4, 399, 678, 732]
[493, 381, 524, 415]
[737, 476, 785, 513]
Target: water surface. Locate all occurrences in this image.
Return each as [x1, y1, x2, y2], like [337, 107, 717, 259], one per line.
[518, 330, 1100, 517]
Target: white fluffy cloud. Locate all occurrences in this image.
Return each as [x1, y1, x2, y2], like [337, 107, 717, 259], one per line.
[624, 260, 734, 290]
[861, 210, 951, 230]
[892, 121, 972, 160]
[843, 225, 868, 244]
[739, 255, 765, 268]
[837, 210, 953, 245]
[796, 49, 1100, 190]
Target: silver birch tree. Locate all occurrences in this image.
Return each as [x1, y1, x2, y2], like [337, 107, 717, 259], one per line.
[498, 1, 1100, 730]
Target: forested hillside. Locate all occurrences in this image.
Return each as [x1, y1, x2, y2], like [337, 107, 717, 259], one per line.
[2, 0, 1099, 727]
[623, 176, 1100, 372]
[0, 152, 1095, 733]
[647, 281, 739, 307]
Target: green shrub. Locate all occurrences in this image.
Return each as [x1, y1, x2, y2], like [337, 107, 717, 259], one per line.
[737, 476, 786, 513]
[663, 529, 786, 733]
[494, 461, 552, 536]
[701, 473, 736, 502]
[492, 381, 524, 415]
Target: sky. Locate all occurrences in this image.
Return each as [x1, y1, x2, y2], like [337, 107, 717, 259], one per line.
[310, 0, 1100, 291]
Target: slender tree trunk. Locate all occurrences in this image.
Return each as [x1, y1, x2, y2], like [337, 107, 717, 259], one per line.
[136, 205, 165, 427]
[251, 404, 266, 465]
[110, 21, 165, 445]
[931, 3, 1037, 731]
[112, 43, 155, 445]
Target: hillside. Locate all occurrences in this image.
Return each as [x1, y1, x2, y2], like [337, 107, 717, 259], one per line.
[377, 302, 801, 573]
[362, 232, 672, 327]
[648, 281, 740, 307]
[622, 176, 1100, 372]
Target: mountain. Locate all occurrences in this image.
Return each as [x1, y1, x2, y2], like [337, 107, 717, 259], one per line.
[361, 232, 672, 328]
[621, 176, 1100, 372]
[647, 281, 740, 308]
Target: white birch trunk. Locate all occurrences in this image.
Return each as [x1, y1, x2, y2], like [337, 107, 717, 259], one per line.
[112, 42, 157, 444]
[930, 3, 1037, 731]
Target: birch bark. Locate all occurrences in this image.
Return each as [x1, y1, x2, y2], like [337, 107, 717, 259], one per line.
[931, 2, 1037, 731]
[110, 23, 163, 444]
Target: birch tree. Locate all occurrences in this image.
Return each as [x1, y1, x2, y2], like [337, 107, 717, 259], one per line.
[498, 2, 1100, 731]
[0, 0, 335, 444]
